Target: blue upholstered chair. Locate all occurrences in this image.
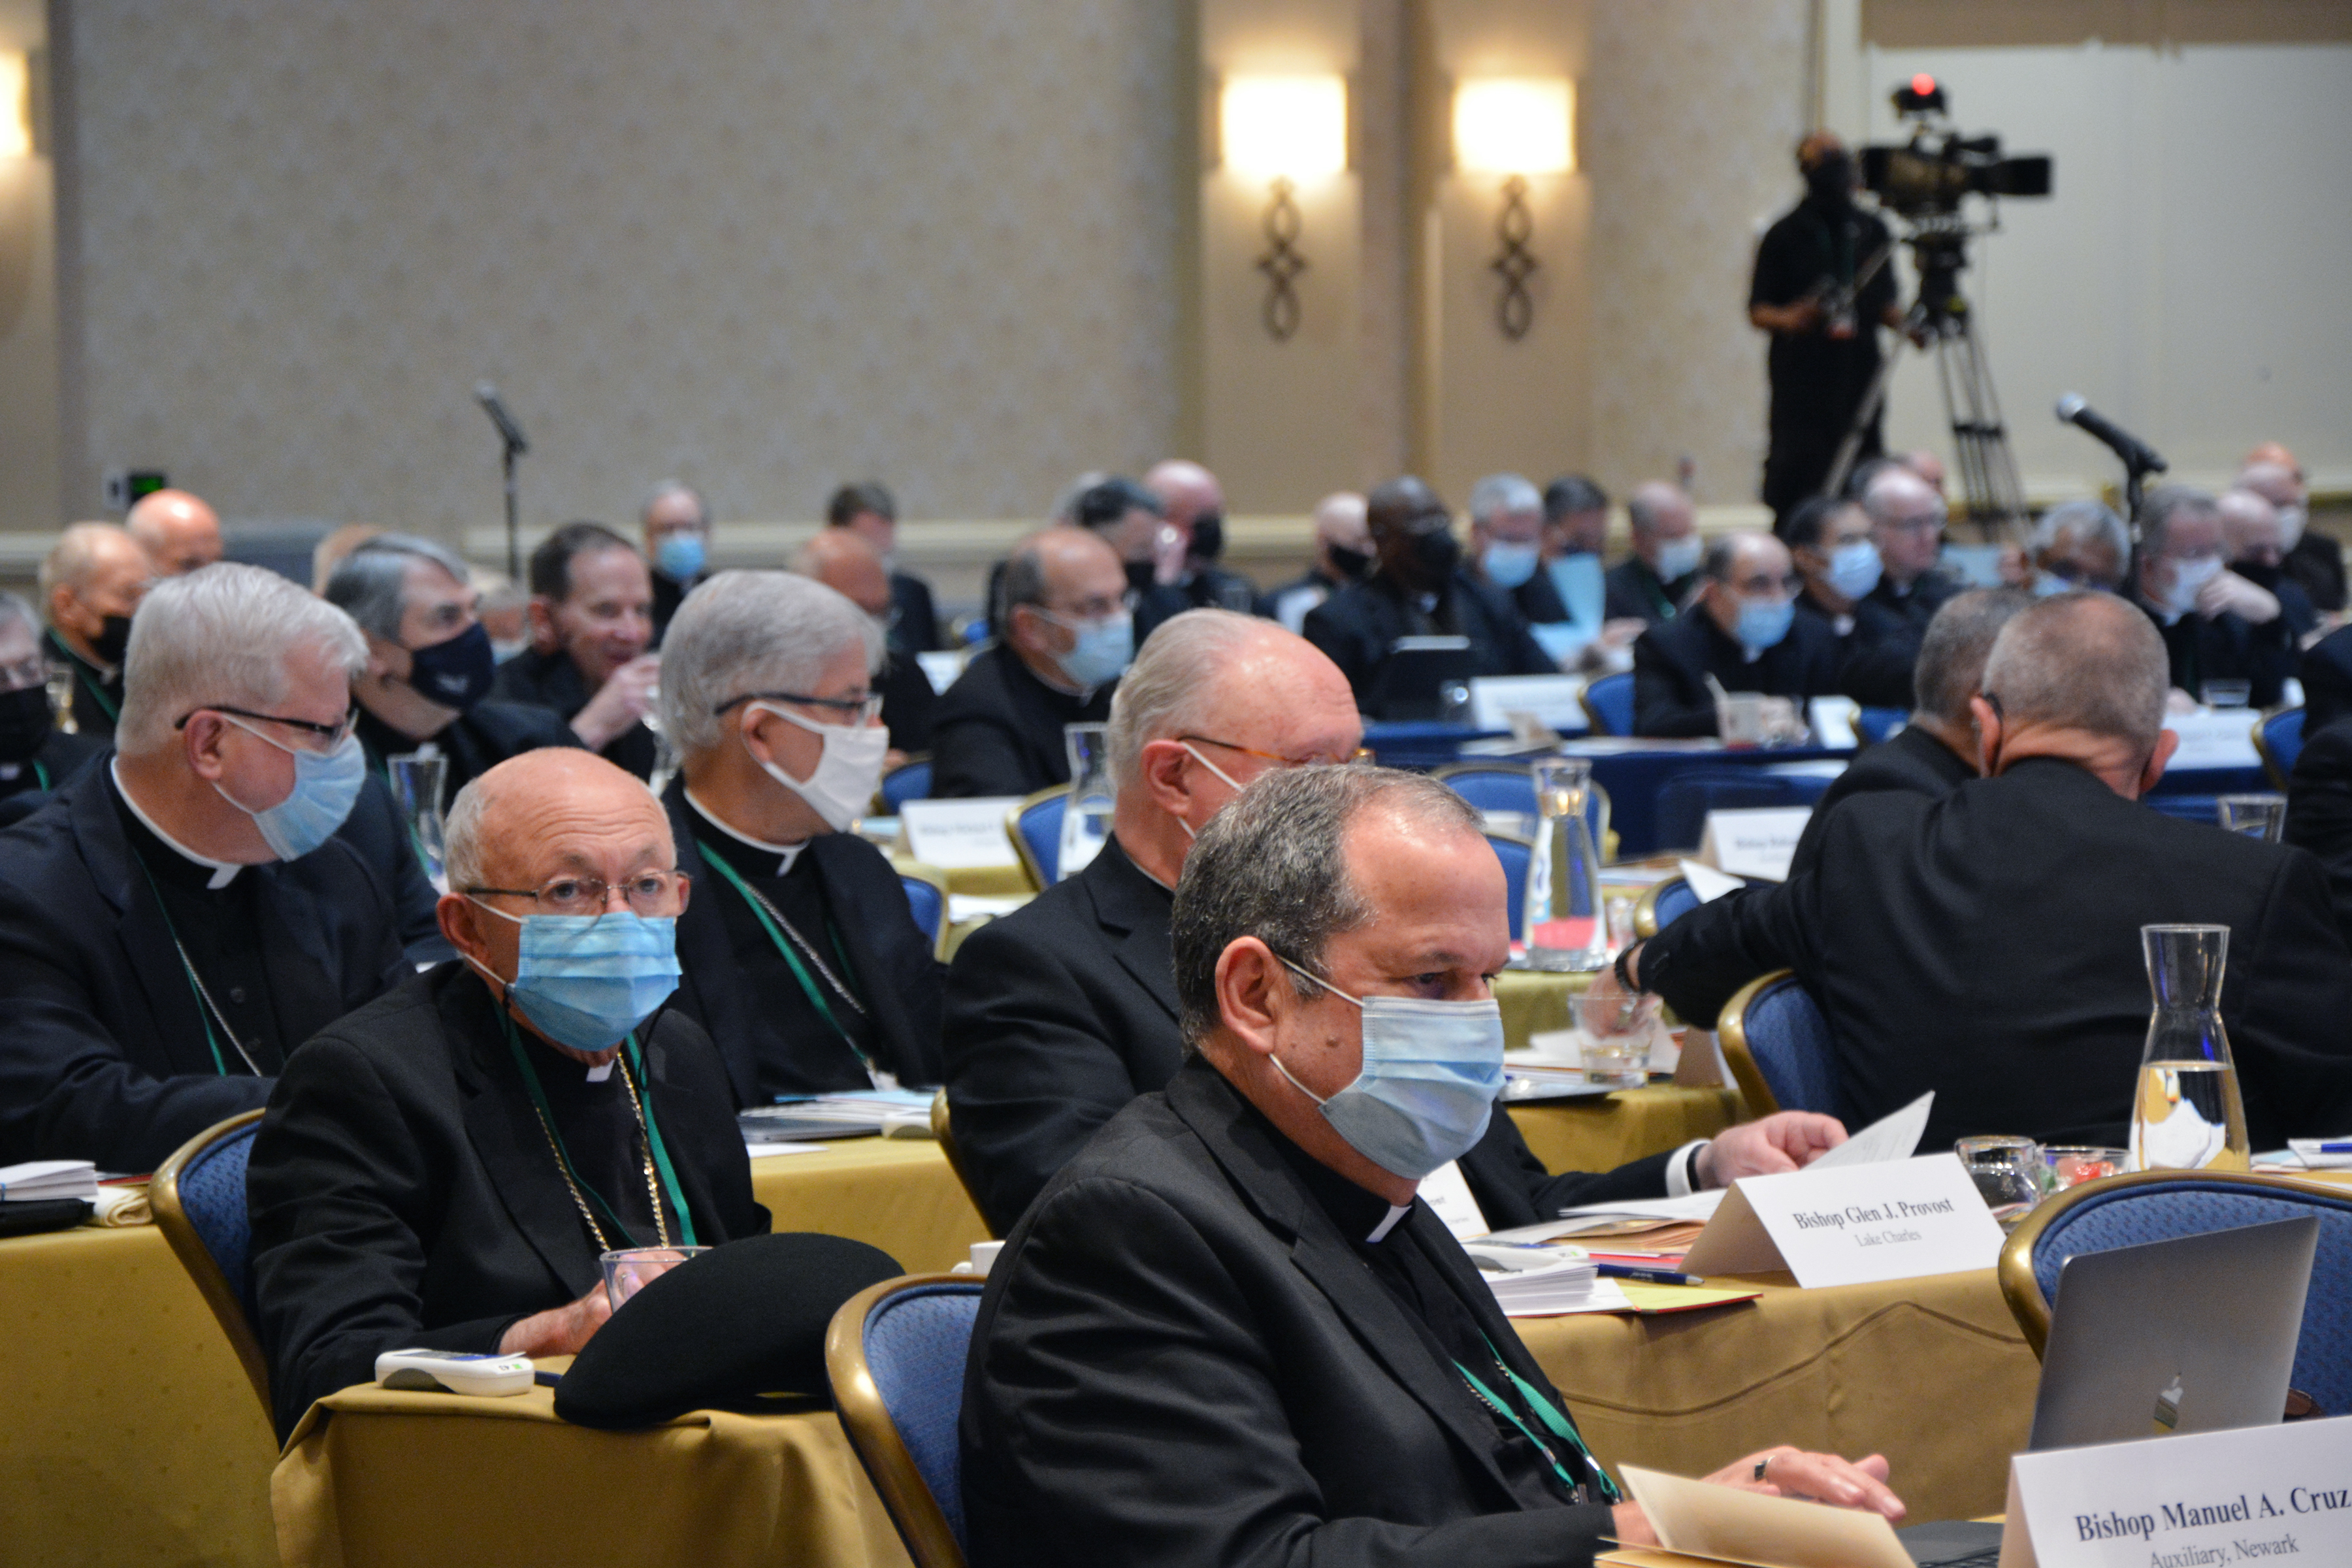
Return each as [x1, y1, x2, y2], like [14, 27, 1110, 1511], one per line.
[2144, 793, 2222, 826]
[1631, 875, 1703, 938]
[827, 1275, 988, 1568]
[879, 756, 934, 814]
[1854, 707, 1907, 746]
[1654, 770, 1812, 853]
[1715, 970, 1839, 1117]
[1580, 672, 1635, 738]
[897, 866, 949, 960]
[1999, 1171, 2352, 1415]
[2256, 708, 2306, 791]
[1483, 831, 1534, 945]
[1432, 762, 1613, 860]
[1007, 787, 1068, 890]
[150, 1110, 271, 1417]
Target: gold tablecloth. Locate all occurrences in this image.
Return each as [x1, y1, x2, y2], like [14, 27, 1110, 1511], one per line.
[1507, 1087, 1743, 1175]
[1520, 1266, 2039, 1523]
[752, 1137, 988, 1274]
[273, 1363, 911, 1568]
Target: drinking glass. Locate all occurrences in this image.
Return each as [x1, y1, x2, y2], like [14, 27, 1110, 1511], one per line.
[387, 753, 450, 894]
[1575, 990, 1659, 1086]
[2038, 1145, 2127, 1193]
[600, 1245, 711, 1311]
[43, 662, 76, 735]
[2216, 794, 2286, 842]
[1059, 722, 1114, 881]
[1955, 1135, 2041, 1230]
[2200, 679, 2251, 709]
[1718, 692, 1770, 747]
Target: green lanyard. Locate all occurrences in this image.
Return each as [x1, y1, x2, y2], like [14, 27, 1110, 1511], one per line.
[1644, 568, 1674, 621]
[497, 1009, 698, 1249]
[695, 841, 872, 1066]
[31, 760, 48, 791]
[128, 854, 247, 1077]
[1454, 1334, 1621, 1505]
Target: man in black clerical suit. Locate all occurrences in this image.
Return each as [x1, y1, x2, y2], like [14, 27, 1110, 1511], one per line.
[2131, 485, 2296, 709]
[1304, 475, 1553, 716]
[493, 522, 662, 780]
[828, 481, 941, 655]
[1603, 483, 1704, 627]
[2241, 449, 2341, 615]
[962, 764, 1898, 1567]
[1144, 459, 1268, 623]
[1842, 466, 1961, 706]
[1782, 494, 1908, 708]
[0, 566, 404, 1171]
[1269, 491, 1371, 635]
[1789, 587, 2023, 877]
[795, 529, 938, 757]
[640, 479, 713, 645]
[248, 749, 764, 1440]
[0, 592, 105, 824]
[1633, 531, 1838, 738]
[944, 609, 1842, 1235]
[655, 569, 943, 1103]
[37, 522, 152, 742]
[1601, 592, 2352, 1156]
[932, 527, 1127, 798]
[2286, 715, 2352, 951]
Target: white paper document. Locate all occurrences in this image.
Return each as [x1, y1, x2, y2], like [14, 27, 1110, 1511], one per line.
[1698, 808, 1812, 882]
[2161, 708, 2262, 769]
[900, 797, 1024, 869]
[1680, 1151, 2004, 1286]
[1620, 1463, 1914, 1567]
[1808, 1092, 1934, 1171]
[1467, 674, 1590, 732]
[1676, 859, 1746, 902]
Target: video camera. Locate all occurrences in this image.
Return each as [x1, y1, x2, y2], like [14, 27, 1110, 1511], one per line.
[1859, 76, 2051, 219]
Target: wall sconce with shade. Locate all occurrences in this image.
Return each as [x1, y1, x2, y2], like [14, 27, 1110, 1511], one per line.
[1220, 75, 1346, 341]
[1454, 78, 1574, 340]
[0, 54, 29, 159]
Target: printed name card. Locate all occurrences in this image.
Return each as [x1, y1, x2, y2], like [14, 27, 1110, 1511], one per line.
[1697, 808, 1812, 883]
[1680, 1152, 2004, 1287]
[2162, 710, 2262, 770]
[1469, 674, 1590, 733]
[1999, 1413, 2352, 1567]
[898, 798, 1024, 870]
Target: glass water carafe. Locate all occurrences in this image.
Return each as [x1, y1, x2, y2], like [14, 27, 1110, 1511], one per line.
[1058, 722, 1114, 881]
[2129, 924, 2249, 1172]
[1524, 757, 1609, 972]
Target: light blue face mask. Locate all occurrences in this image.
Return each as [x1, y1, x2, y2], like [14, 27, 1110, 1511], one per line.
[1734, 596, 1795, 655]
[467, 903, 682, 1053]
[1272, 957, 1505, 1181]
[214, 720, 367, 860]
[655, 532, 707, 582]
[1048, 610, 1134, 691]
[1481, 540, 1540, 591]
[1825, 540, 1883, 600]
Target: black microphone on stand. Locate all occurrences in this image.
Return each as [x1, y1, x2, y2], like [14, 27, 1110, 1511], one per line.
[474, 384, 529, 580]
[2055, 394, 2166, 521]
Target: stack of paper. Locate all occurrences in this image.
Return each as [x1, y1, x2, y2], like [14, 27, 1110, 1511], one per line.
[2287, 1137, 2352, 1169]
[740, 1087, 937, 1143]
[1461, 1241, 1627, 1315]
[0, 1160, 99, 1202]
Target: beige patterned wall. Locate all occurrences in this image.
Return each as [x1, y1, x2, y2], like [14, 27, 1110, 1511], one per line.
[57, 1, 1190, 536]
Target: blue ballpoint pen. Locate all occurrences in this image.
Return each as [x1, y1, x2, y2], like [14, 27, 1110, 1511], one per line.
[1593, 1262, 1705, 1286]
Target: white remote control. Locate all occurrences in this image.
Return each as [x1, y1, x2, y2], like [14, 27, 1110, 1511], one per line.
[374, 1348, 537, 1397]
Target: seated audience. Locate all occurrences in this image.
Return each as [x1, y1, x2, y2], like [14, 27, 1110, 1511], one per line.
[125, 489, 225, 577]
[2221, 485, 2319, 642]
[493, 521, 662, 780]
[961, 764, 1895, 1565]
[2285, 714, 2352, 951]
[247, 749, 764, 1440]
[1782, 493, 1906, 706]
[1069, 476, 1190, 643]
[1789, 588, 2026, 874]
[39, 522, 152, 740]
[2131, 485, 2293, 708]
[2241, 445, 2340, 614]
[944, 608, 1840, 1235]
[1304, 476, 1552, 713]
[1269, 491, 1369, 635]
[1631, 531, 1838, 738]
[1846, 465, 1960, 693]
[2010, 498, 2130, 596]
[640, 479, 712, 644]
[1466, 472, 1550, 620]
[0, 565, 402, 1169]
[1602, 482, 1702, 626]
[795, 530, 938, 758]
[828, 480, 939, 655]
[656, 569, 943, 1100]
[1604, 591, 2352, 1154]
[0, 593, 105, 819]
[1539, 473, 1645, 666]
[932, 527, 1126, 798]
[1146, 459, 1266, 619]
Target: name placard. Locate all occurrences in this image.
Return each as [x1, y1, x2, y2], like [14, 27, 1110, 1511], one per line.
[1681, 1152, 2004, 1286]
[1469, 674, 1590, 733]
[898, 797, 1024, 870]
[2163, 710, 2262, 770]
[2000, 1413, 2352, 1567]
[1698, 807, 1812, 882]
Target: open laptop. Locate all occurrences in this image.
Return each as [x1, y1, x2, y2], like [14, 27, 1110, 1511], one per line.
[1900, 1215, 2319, 1567]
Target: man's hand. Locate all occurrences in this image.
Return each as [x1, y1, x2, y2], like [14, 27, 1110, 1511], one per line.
[2166, 686, 2199, 714]
[1750, 299, 1823, 336]
[1758, 696, 1808, 745]
[1694, 1113, 1848, 1189]
[2197, 569, 2279, 626]
[497, 1282, 613, 1358]
[1585, 946, 1640, 1012]
[571, 652, 662, 751]
[1611, 1450, 1903, 1546]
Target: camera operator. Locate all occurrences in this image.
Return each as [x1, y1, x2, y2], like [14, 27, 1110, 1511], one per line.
[1750, 133, 1906, 529]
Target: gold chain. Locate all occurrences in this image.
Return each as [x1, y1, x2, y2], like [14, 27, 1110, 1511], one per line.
[521, 1053, 672, 1253]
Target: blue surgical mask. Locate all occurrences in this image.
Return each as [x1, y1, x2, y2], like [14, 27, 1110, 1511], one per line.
[1825, 540, 1883, 600]
[2033, 570, 2075, 598]
[1654, 535, 1703, 583]
[1272, 958, 1506, 1181]
[466, 904, 681, 1053]
[214, 719, 367, 860]
[655, 532, 706, 583]
[1734, 596, 1795, 655]
[1481, 541, 1540, 590]
[1047, 610, 1134, 691]
[2164, 555, 2223, 617]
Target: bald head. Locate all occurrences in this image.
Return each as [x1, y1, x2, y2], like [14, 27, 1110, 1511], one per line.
[446, 748, 671, 896]
[2236, 461, 2305, 512]
[1144, 460, 1224, 531]
[1313, 491, 1367, 550]
[125, 490, 223, 577]
[794, 529, 892, 619]
[2244, 442, 2302, 480]
[2218, 488, 2284, 569]
[1980, 593, 2168, 760]
[1627, 483, 1694, 540]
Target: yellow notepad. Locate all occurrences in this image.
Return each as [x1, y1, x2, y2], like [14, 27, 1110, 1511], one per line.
[1612, 1281, 1763, 1315]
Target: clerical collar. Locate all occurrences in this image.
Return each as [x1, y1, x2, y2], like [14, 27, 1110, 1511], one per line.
[685, 787, 804, 877]
[1260, 1093, 1415, 1245]
[111, 759, 242, 889]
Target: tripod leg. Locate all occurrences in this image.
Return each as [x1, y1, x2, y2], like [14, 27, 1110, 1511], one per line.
[1821, 346, 1903, 501]
[1934, 310, 2028, 542]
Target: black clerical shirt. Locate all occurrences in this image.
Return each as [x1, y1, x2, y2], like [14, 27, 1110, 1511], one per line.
[510, 1019, 679, 1250]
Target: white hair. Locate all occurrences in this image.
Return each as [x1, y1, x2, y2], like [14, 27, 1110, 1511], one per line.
[2029, 500, 2129, 561]
[116, 563, 367, 756]
[444, 774, 489, 896]
[37, 522, 135, 612]
[656, 569, 883, 757]
[1105, 608, 1276, 794]
[1467, 472, 1542, 527]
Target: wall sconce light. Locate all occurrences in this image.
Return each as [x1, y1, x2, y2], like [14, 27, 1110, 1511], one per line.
[1220, 75, 1347, 342]
[1454, 78, 1574, 340]
[0, 54, 29, 159]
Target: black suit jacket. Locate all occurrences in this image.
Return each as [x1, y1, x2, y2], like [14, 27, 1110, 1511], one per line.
[490, 647, 659, 781]
[890, 571, 941, 655]
[248, 965, 766, 1439]
[962, 1057, 1618, 1568]
[661, 781, 944, 1103]
[1631, 606, 1840, 738]
[1603, 559, 1695, 626]
[1304, 572, 1556, 713]
[1642, 757, 2352, 1151]
[1793, 590, 1914, 710]
[1847, 570, 1961, 706]
[2285, 715, 2352, 953]
[2138, 597, 2294, 708]
[0, 726, 108, 828]
[0, 764, 406, 1170]
[929, 644, 1113, 800]
[355, 698, 583, 811]
[1788, 722, 1973, 876]
[943, 836, 1671, 1236]
[2287, 531, 2347, 616]
[331, 772, 453, 964]
[877, 651, 938, 754]
[2301, 625, 2352, 734]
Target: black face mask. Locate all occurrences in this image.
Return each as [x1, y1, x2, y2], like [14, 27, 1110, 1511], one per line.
[1413, 525, 1462, 579]
[1326, 544, 1372, 582]
[90, 615, 132, 667]
[0, 685, 52, 765]
[1187, 512, 1224, 563]
[1805, 152, 1855, 208]
[404, 621, 498, 712]
[1124, 559, 1158, 595]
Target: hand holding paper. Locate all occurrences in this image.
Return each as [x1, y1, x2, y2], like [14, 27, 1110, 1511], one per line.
[1694, 1111, 1849, 1187]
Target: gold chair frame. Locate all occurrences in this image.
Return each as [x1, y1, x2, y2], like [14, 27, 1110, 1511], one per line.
[1004, 785, 1071, 893]
[825, 1272, 980, 1568]
[931, 1089, 1002, 1241]
[1630, 875, 1688, 939]
[1712, 968, 1799, 1119]
[2251, 708, 2301, 792]
[149, 1108, 272, 1420]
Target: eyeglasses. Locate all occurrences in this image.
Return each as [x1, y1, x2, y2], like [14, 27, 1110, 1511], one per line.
[1038, 589, 1140, 623]
[177, 704, 360, 752]
[1179, 734, 1373, 770]
[465, 870, 689, 919]
[713, 690, 885, 724]
[1879, 515, 1945, 536]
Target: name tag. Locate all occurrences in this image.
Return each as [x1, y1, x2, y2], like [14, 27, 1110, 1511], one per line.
[1698, 807, 1812, 882]
[1999, 1414, 2352, 1567]
[1416, 1159, 1490, 1241]
[1680, 1152, 2003, 1287]
[2163, 710, 2262, 770]
[898, 798, 1024, 869]
[1468, 674, 1590, 732]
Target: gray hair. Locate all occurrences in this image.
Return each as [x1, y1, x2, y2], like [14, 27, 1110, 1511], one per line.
[2136, 485, 2219, 555]
[118, 563, 367, 756]
[1861, 465, 1938, 524]
[2030, 500, 2130, 561]
[655, 569, 883, 757]
[1912, 588, 2030, 725]
[1980, 591, 2167, 755]
[640, 480, 710, 527]
[38, 522, 135, 610]
[1171, 766, 1478, 1047]
[1467, 472, 1542, 527]
[1105, 608, 1272, 794]
[997, 538, 1053, 630]
[444, 774, 489, 896]
[323, 534, 472, 642]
